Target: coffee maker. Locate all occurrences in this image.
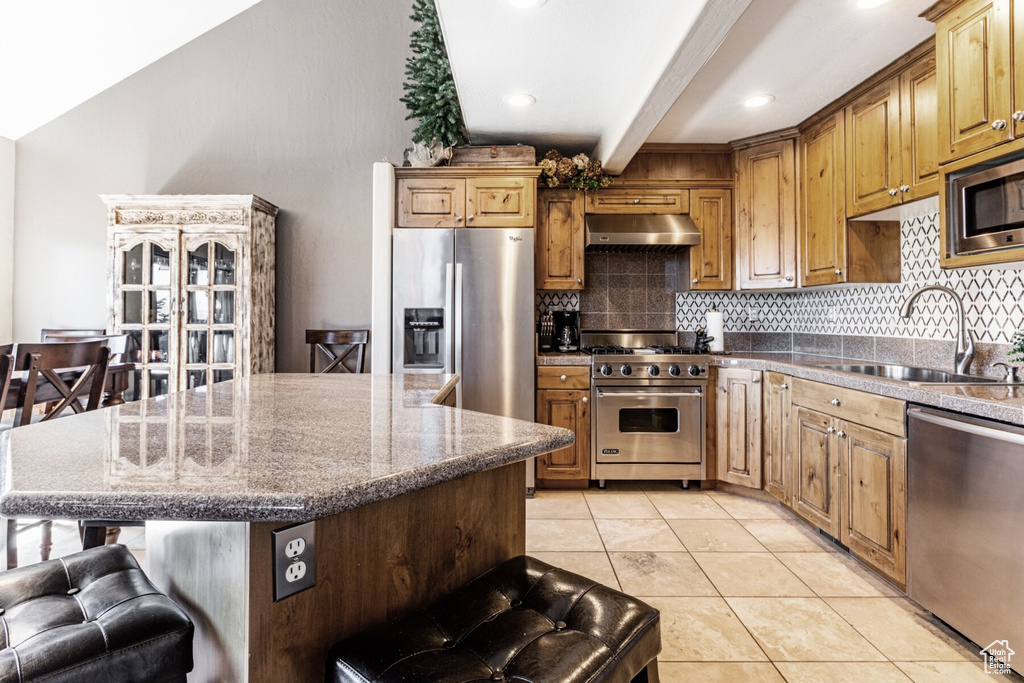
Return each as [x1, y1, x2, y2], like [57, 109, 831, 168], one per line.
[552, 311, 580, 353]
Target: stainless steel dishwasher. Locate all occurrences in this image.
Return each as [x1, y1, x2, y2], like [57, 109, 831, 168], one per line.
[907, 406, 1024, 660]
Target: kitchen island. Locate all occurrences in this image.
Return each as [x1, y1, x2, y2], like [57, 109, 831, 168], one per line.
[0, 373, 573, 682]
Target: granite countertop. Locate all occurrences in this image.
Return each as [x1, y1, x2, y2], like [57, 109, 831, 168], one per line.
[717, 353, 1024, 425]
[536, 352, 592, 366]
[0, 374, 574, 523]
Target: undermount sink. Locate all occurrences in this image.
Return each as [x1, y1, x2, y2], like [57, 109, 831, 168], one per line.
[812, 364, 998, 384]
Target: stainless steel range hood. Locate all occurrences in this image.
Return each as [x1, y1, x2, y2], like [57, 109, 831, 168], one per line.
[585, 213, 700, 253]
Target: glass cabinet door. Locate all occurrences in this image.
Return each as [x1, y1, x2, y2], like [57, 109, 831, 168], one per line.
[181, 235, 243, 389]
[112, 233, 180, 399]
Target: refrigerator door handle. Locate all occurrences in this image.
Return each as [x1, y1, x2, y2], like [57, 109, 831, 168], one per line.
[444, 263, 454, 374]
[454, 263, 464, 391]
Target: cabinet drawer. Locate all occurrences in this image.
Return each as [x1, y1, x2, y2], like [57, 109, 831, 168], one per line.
[585, 189, 688, 214]
[791, 378, 905, 437]
[537, 365, 590, 389]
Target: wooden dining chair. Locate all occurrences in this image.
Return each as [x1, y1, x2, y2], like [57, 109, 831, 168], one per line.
[0, 340, 111, 568]
[305, 329, 369, 373]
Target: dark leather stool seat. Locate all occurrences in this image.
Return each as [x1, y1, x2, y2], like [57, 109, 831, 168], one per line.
[327, 555, 661, 683]
[0, 544, 193, 683]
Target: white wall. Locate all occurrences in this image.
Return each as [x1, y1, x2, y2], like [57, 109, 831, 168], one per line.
[0, 136, 13, 343]
[13, 0, 415, 370]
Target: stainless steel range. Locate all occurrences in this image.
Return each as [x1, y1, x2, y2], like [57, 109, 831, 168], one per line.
[583, 331, 709, 488]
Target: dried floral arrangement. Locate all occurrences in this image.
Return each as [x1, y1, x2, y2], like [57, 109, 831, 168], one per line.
[538, 150, 613, 191]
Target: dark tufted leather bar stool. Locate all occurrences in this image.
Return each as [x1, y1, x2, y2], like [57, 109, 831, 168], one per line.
[0, 544, 194, 683]
[327, 555, 661, 683]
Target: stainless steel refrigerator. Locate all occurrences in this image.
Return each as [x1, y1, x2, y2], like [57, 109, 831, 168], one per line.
[391, 227, 534, 443]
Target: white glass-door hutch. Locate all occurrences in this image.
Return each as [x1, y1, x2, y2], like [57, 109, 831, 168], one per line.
[103, 195, 277, 399]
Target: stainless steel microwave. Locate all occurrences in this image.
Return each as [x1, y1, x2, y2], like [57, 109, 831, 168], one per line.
[950, 152, 1024, 256]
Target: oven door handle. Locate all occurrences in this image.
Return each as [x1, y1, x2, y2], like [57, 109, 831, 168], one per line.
[597, 389, 703, 398]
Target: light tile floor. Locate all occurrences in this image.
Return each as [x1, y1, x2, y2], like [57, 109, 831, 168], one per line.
[528, 484, 1023, 683]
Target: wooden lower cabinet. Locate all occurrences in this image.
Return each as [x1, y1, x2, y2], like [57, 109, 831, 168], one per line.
[791, 405, 842, 538]
[535, 367, 590, 488]
[715, 369, 762, 488]
[789, 381, 908, 586]
[762, 372, 791, 504]
[840, 422, 907, 586]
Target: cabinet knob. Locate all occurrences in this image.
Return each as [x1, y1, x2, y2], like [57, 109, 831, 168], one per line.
[1013, 110, 1024, 123]
[692, 278, 699, 284]
[834, 269, 842, 276]
[887, 188, 899, 196]
[581, 396, 588, 404]
[633, 198, 640, 204]
[780, 383, 789, 390]
[785, 275, 794, 282]
[466, 214, 474, 222]
[837, 430, 847, 438]
[576, 278, 582, 285]
[455, 215, 463, 223]
[751, 376, 760, 384]
[900, 185, 910, 193]
[831, 398, 841, 406]
[560, 374, 567, 382]
[826, 426, 837, 434]
[992, 119, 1008, 130]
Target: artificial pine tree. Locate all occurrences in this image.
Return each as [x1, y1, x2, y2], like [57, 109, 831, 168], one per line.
[401, 0, 467, 147]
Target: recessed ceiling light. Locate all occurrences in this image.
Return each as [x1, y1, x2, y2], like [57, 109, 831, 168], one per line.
[505, 93, 536, 107]
[508, 0, 546, 7]
[856, 0, 890, 8]
[743, 94, 775, 108]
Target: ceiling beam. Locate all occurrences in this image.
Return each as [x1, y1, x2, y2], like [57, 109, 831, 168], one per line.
[594, 0, 753, 175]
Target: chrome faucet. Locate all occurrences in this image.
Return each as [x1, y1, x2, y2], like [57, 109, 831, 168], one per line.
[899, 285, 977, 375]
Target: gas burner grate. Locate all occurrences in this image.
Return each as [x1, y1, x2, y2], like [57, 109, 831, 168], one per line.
[642, 345, 702, 355]
[583, 345, 635, 355]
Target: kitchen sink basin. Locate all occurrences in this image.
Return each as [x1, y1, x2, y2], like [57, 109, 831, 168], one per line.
[812, 364, 999, 384]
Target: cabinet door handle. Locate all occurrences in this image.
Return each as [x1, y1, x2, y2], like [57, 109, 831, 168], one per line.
[900, 185, 910, 193]
[887, 188, 898, 196]
[692, 278, 699, 284]
[581, 396, 588, 404]
[751, 376, 760, 384]
[837, 430, 847, 438]
[576, 278, 582, 285]
[455, 215, 463, 223]
[992, 119, 1008, 130]
[831, 398, 841, 406]
[1014, 110, 1024, 123]
[827, 426, 837, 434]
[633, 198, 640, 204]
[780, 383, 789, 390]
[834, 269, 842, 276]
[466, 214, 474, 222]
[560, 374, 567, 382]
[785, 275, 794, 282]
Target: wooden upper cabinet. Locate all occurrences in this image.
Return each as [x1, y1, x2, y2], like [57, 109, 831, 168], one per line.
[584, 188, 688, 214]
[900, 52, 940, 199]
[466, 177, 535, 227]
[799, 111, 847, 287]
[715, 368, 763, 489]
[935, 0, 1013, 163]
[535, 189, 585, 290]
[846, 78, 902, 216]
[690, 188, 733, 290]
[1014, 0, 1024, 138]
[734, 139, 797, 289]
[397, 178, 466, 228]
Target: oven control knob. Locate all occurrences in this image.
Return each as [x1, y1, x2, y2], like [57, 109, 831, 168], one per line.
[620, 365, 633, 376]
[599, 364, 613, 376]
[648, 365, 660, 376]
[687, 365, 702, 377]
[668, 365, 681, 376]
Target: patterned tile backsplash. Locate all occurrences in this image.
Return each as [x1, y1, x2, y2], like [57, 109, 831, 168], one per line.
[538, 212, 1024, 348]
[677, 212, 1024, 345]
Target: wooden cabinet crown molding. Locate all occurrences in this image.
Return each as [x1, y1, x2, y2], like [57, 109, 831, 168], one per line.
[730, 128, 801, 152]
[922, 0, 965, 22]
[394, 166, 542, 179]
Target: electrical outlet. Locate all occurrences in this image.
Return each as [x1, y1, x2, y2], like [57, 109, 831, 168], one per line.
[272, 521, 316, 601]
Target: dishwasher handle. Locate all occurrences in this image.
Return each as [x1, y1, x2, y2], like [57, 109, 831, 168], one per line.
[908, 407, 1024, 447]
